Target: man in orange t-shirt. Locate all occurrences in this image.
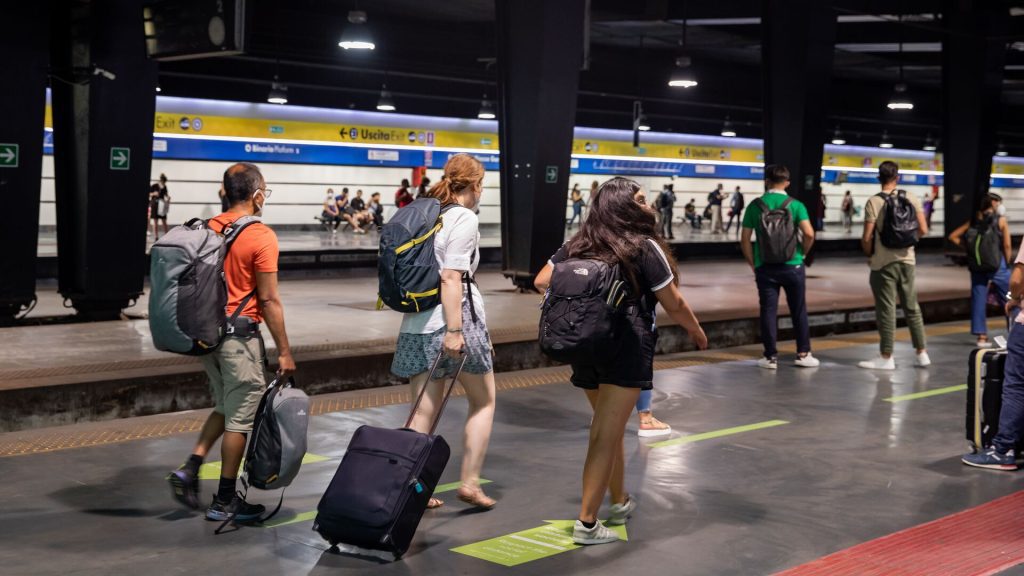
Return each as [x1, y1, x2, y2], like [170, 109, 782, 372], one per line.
[167, 162, 296, 523]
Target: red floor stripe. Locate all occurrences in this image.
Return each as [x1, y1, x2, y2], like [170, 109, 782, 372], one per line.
[775, 491, 1024, 576]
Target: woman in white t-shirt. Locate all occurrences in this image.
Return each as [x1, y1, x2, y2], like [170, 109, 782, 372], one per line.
[390, 153, 497, 510]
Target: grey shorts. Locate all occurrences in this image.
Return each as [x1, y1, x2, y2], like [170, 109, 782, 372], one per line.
[391, 302, 493, 379]
[200, 335, 267, 433]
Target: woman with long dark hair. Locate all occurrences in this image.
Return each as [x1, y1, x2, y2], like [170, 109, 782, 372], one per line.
[535, 177, 707, 545]
[948, 193, 1013, 347]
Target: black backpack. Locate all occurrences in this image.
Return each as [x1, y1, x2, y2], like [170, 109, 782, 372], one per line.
[964, 214, 1003, 273]
[877, 190, 919, 249]
[539, 259, 631, 364]
[753, 197, 798, 264]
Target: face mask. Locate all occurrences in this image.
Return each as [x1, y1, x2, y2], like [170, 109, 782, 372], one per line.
[254, 192, 265, 216]
[997, 204, 1007, 216]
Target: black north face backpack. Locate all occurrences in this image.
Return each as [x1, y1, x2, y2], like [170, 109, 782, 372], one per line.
[539, 259, 631, 364]
[753, 197, 798, 265]
[878, 190, 919, 249]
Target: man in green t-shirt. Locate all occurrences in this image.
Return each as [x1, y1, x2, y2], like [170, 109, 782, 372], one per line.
[740, 164, 818, 370]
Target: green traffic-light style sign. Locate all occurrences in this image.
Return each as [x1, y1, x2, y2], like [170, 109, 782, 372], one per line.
[0, 143, 19, 168]
[110, 147, 130, 170]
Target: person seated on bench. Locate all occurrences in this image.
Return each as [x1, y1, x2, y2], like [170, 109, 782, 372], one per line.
[321, 188, 342, 233]
[684, 198, 702, 229]
[336, 188, 368, 235]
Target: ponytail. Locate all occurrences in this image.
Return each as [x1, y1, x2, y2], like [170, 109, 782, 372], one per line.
[422, 153, 484, 207]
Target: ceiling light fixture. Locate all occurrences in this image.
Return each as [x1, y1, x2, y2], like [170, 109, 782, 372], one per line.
[668, 18, 698, 88]
[338, 10, 375, 50]
[923, 134, 937, 151]
[996, 141, 1009, 157]
[721, 117, 736, 137]
[879, 130, 893, 148]
[155, 83, 162, 93]
[376, 84, 396, 111]
[887, 15, 914, 111]
[831, 126, 846, 145]
[267, 76, 288, 104]
[477, 96, 496, 119]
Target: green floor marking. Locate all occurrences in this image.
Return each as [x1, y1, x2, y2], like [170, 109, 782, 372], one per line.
[262, 510, 318, 528]
[647, 419, 790, 449]
[451, 520, 628, 567]
[435, 478, 492, 494]
[198, 453, 330, 480]
[885, 384, 967, 403]
[261, 478, 494, 529]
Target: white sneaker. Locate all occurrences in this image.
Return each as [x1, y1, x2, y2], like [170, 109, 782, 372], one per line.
[607, 497, 637, 526]
[794, 353, 820, 368]
[915, 352, 932, 367]
[858, 356, 896, 370]
[572, 519, 620, 545]
[757, 357, 778, 370]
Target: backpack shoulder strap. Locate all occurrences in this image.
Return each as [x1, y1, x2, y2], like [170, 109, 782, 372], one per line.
[779, 197, 793, 210]
[221, 215, 262, 251]
[752, 197, 767, 211]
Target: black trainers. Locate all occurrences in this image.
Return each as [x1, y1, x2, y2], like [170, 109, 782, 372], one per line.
[167, 467, 200, 510]
[206, 493, 266, 522]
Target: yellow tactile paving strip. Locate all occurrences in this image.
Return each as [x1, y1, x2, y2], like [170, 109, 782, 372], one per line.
[0, 322, 970, 458]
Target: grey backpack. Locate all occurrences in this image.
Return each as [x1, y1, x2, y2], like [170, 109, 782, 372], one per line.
[215, 377, 309, 533]
[149, 216, 260, 355]
[753, 197, 798, 264]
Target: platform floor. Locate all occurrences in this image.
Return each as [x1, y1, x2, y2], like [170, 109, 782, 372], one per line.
[3, 254, 973, 386]
[35, 220, 952, 258]
[2, 322, 1024, 576]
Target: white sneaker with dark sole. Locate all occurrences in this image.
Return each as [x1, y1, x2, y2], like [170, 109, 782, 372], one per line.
[757, 357, 778, 370]
[573, 519, 620, 545]
[794, 354, 820, 368]
[858, 356, 896, 370]
[607, 497, 637, 526]
[915, 352, 932, 367]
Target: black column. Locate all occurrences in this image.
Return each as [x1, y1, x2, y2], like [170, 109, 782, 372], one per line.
[761, 0, 836, 211]
[496, 0, 586, 290]
[942, 1, 1008, 230]
[50, 0, 158, 319]
[0, 5, 50, 324]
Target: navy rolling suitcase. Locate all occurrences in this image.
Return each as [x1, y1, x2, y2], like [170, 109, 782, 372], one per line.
[966, 347, 1007, 452]
[314, 352, 465, 559]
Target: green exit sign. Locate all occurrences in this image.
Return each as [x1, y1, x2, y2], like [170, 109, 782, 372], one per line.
[0, 143, 19, 168]
[110, 147, 130, 170]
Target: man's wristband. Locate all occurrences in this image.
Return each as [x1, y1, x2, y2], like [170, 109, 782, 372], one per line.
[446, 328, 463, 334]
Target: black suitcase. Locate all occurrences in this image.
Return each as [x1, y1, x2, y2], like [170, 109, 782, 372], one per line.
[314, 353, 465, 559]
[966, 347, 1008, 452]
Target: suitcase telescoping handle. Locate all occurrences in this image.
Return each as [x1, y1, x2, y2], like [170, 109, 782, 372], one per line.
[405, 349, 467, 435]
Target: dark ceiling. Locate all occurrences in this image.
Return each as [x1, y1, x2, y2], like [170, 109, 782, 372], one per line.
[156, 0, 1024, 154]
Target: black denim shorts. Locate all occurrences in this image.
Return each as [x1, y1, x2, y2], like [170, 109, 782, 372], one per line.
[570, 313, 657, 391]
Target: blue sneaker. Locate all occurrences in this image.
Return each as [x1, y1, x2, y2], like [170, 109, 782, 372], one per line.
[206, 494, 266, 522]
[962, 448, 1018, 471]
[166, 467, 200, 510]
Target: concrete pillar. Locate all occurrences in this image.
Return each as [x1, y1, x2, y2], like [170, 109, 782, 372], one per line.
[50, 0, 158, 319]
[495, 0, 587, 289]
[941, 1, 1008, 230]
[761, 0, 837, 216]
[0, 5, 50, 324]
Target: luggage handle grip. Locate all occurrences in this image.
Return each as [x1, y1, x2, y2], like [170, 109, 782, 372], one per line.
[405, 349, 467, 435]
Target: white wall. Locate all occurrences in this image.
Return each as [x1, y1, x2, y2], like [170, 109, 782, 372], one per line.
[39, 156, 1024, 237]
[38, 156, 501, 228]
